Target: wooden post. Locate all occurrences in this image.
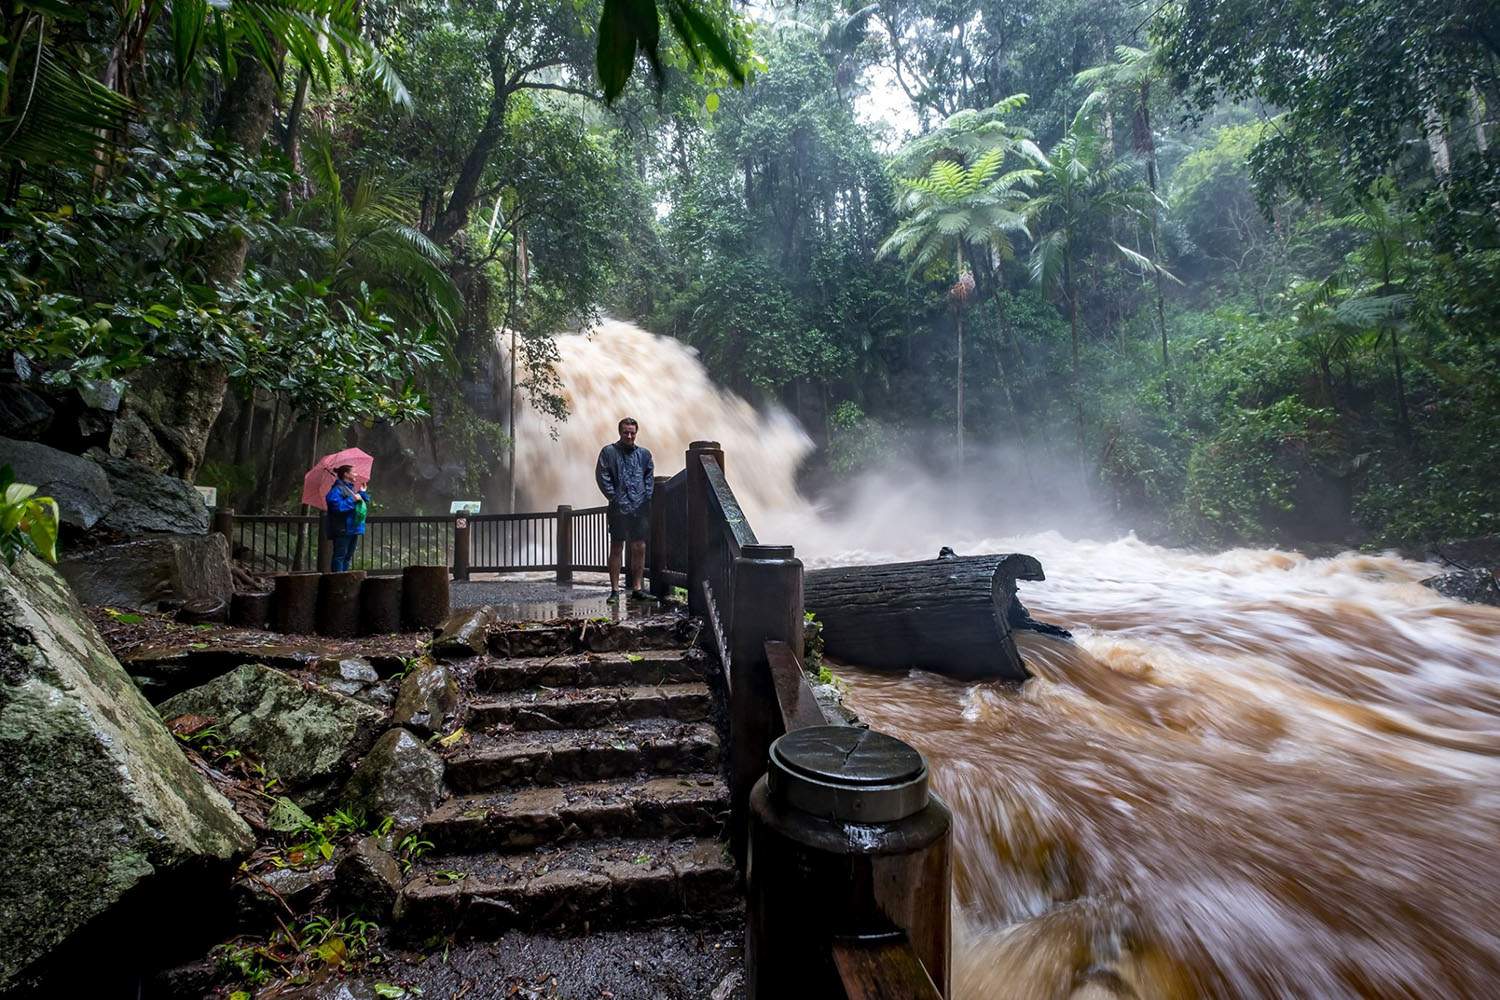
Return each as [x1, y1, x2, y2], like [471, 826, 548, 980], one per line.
[316, 570, 366, 637]
[649, 476, 669, 598]
[402, 565, 450, 632]
[317, 533, 333, 574]
[555, 505, 573, 583]
[358, 575, 403, 635]
[453, 517, 471, 581]
[747, 726, 952, 999]
[213, 507, 234, 544]
[685, 440, 723, 618]
[273, 572, 320, 634]
[727, 542, 803, 866]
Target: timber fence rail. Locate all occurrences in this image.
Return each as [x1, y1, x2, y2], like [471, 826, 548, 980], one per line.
[651, 439, 950, 1000]
[214, 505, 609, 581]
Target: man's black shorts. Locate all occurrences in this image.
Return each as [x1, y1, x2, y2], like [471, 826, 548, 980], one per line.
[607, 508, 650, 543]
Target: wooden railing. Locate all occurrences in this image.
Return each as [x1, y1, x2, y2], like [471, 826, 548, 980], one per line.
[654, 440, 948, 1000]
[215, 505, 609, 579]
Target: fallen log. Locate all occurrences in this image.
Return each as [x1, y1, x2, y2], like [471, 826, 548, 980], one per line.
[803, 554, 1052, 681]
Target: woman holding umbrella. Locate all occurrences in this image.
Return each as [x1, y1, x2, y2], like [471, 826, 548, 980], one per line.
[325, 465, 370, 572]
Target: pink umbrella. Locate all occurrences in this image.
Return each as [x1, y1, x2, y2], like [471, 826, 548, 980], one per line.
[302, 447, 373, 510]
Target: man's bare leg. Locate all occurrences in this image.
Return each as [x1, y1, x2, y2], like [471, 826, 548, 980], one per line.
[608, 540, 625, 594]
[628, 540, 646, 593]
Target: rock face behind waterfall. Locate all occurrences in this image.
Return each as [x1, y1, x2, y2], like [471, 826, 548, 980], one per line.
[0, 553, 254, 992]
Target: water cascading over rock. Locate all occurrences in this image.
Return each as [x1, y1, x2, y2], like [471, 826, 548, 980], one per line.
[499, 320, 815, 522]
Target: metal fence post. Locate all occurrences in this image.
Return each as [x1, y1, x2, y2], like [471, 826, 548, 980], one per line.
[453, 517, 471, 581]
[727, 542, 803, 866]
[685, 440, 723, 618]
[556, 504, 573, 583]
[649, 476, 669, 598]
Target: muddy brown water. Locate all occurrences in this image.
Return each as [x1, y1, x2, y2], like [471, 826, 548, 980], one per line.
[833, 537, 1500, 999]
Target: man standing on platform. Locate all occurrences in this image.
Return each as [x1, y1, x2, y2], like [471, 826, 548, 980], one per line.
[595, 417, 654, 602]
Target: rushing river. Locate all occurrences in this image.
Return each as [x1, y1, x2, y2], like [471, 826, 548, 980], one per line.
[513, 320, 1500, 999]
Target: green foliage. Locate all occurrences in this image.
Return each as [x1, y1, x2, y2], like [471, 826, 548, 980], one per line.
[0, 466, 60, 565]
[1181, 398, 1342, 545]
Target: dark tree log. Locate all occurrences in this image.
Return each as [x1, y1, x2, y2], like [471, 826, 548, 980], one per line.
[273, 572, 320, 635]
[401, 565, 451, 632]
[359, 575, 404, 635]
[804, 554, 1049, 681]
[316, 570, 366, 638]
[176, 598, 228, 625]
[230, 591, 274, 630]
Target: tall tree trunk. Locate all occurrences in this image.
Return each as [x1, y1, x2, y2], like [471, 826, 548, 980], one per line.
[955, 305, 965, 466]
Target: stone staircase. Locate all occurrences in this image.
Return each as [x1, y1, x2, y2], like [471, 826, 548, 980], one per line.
[394, 608, 738, 941]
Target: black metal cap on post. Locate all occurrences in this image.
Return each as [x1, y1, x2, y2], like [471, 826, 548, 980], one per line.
[688, 439, 722, 451]
[747, 724, 952, 998]
[768, 726, 929, 824]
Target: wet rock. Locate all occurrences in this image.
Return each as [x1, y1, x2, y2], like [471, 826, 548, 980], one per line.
[336, 836, 402, 917]
[0, 384, 53, 439]
[158, 664, 384, 808]
[0, 435, 114, 530]
[433, 605, 495, 658]
[317, 657, 381, 684]
[233, 862, 338, 925]
[341, 728, 446, 835]
[392, 658, 460, 736]
[94, 455, 210, 536]
[57, 532, 232, 610]
[0, 553, 252, 992]
[121, 642, 320, 703]
[146, 956, 221, 1000]
[106, 408, 172, 472]
[1421, 569, 1500, 606]
[492, 623, 574, 657]
[1430, 534, 1500, 569]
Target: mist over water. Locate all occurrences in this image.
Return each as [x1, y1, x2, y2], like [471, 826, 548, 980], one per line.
[512, 320, 1500, 998]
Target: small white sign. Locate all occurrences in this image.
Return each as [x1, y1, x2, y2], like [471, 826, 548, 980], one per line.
[450, 500, 481, 514]
[195, 485, 218, 509]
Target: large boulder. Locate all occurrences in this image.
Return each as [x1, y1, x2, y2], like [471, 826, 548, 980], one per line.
[0, 553, 253, 992]
[95, 456, 209, 536]
[58, 533, 232, 609]
[158, 664, 385, 809]
[341, 727, 446, 835]
[1421, 569, 1500, 607]
[0, 436, 114, 530]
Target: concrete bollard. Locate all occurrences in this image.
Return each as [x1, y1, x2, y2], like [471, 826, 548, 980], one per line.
[747, 725, 952, 999]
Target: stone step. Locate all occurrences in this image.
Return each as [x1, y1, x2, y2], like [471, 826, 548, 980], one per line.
[422, 774, 729, 852]
[491, 616, 693, 659]
[473, 649, 707, 695]
[444, 720, 721, 794]
[395, 838, 738, 938]
[466, 682, 712, 732]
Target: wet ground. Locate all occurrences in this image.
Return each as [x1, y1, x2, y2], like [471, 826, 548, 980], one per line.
[452, 573, 671, 622]
[287, 923, 745, 1000]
